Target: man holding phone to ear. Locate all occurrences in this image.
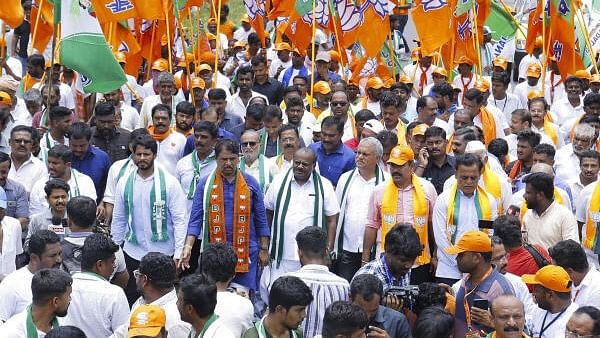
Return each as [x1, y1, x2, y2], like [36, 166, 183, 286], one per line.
[445, 230, 515, 338]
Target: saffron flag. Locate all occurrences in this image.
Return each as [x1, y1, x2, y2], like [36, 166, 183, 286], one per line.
[244, 0, 267, 46]
[327, 0, 362, 58]
[30, 0, 54, 54]
[284, 4, 314, 53]
[357, 0, 390, 57]
[91, 0, 137, 23]
[0, 0, 25, 28]
[59, 0, 127, 93]
[548, 0, 583, 76]
[412, 0, 453, 56]
[525, 0, 543, 54]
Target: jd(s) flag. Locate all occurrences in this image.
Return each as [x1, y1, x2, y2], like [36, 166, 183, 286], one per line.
[59, 0, 127, 93]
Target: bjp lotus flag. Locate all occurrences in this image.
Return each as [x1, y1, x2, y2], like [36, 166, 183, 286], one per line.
[0, 0, 24, 28]
[328, 0, 362, 51]
[244, 0, 267, 46]
[357, 1, 390, 57]
[90, 0, 137, 23]
[132, 0, 169, 20]
[284, 8, 313, 53]
[548, 0, 583, 76]
[412, 0, 453, 56]
[525, 0, 543, 54]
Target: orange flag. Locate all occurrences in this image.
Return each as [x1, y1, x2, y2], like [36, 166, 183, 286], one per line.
[548, 0, 583, 76]
[357, 3, 390, 57]
[30, 0, 54, 53]
[525, 1, 543, 54]
[412, 0, 453, 56]
[0, 0, 24, 28]
[285, 10, 313, 54]
[268, 0, 294, 19]
[90, 0, 137, 23]
[244, 0, 267, 46]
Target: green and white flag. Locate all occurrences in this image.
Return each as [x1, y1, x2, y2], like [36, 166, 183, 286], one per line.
[58, 0, 126, 93]
[575, 19, 593, 68]
[485, 0, 518, 60]
[454, 0, 475, 17]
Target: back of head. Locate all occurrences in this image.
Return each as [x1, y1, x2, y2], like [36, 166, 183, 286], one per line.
[321, 301, 368, 338]
[296, 226, 328, 260]
[200, 243, 237, 284]
[384, 223, 423, 259]
[179, 273, 217, 318]
[268, 276, 313, 313]
[414, 306, 454, 338]
[139, 252, 176, 290]
[549, 239, 589, 273]
[414, 282, 447, 316]
[80, 233, 119, 272]
[46, 326, 87, 338]
[31, 268, 73, 306]
[350, 274, 383, 302]
[492, 215, 523, 248]
[67, 196, 97, 229]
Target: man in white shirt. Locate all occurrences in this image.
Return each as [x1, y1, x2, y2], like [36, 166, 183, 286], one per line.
[555, 123, 597, 182]
[0, 230, 63, 322]
[433, 153, 498, 284]
[177, 274, 236, 338]
[240, 130, 273, 193]
[489, 72, 524, 122]
[103, 88, 140, 131]
[568, 150, 599, 211]
[139, 71, 184, 129]
[200, 243, 254, 337]
[111, 135, 187, 304]
[233, 15, 254, 43]
[29, 145, 97, 216]
[261, 147, 339, 303]
[335, 138, 388, 281]
[269, 124, 303, 178]
[284, 95, 314, 147]
[39, 106, 72, 160]
[549, 239, 600, 308]
[0, 268, 72, 337]
[403, 51, 434, 95]
[63, 234, 130, 338]
[545, 60, 566, 106]
[146, 104, 186, 176]
[550, 76, 585, 126]
[0, 185, 23, 280]
[269, 42, 293, 79]
[522, 265, 580, 338]
[226, 65, 269, 121]
[513, 63, 542, 108]
[517, 38, 543, 81]
[452, 56, 478, 104]
[109, 253, 191, 338]
[576, 179, 600, 270]
[8, 125, 47, 193]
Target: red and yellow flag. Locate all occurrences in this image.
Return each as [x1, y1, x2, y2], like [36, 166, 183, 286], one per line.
[0, 0, 24, 28]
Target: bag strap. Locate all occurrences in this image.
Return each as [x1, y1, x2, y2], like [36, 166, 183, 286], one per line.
[523, 243, 550, 269]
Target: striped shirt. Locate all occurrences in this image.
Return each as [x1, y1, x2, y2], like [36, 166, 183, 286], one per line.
[286, 264, 350, 338]
[354, 254, 411, 292]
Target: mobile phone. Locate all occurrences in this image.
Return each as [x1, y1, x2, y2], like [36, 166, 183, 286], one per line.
[473, 298, 489, 310]
[478, 220, 494, 229]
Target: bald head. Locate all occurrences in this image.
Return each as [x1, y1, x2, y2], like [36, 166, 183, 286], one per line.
[490, 295, 525, 338]
[491, 295, 523, 315]
[241, 129, 260, 141]
[531, 162, 554, 177]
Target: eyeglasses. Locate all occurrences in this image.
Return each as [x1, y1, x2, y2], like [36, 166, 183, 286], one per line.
[330, 102, 348, 107]
[241, 141, 258, 147]
[565, 329, 598, 338]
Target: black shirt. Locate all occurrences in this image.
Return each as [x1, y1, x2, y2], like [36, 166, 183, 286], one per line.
[14, 21, 31, 58]
[422, 155, 456, 194]
[253, 77, 285, 105]
[90, 127, 131, 163]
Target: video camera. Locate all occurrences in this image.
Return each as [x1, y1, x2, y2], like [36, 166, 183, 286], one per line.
[383, 285, 419, 310]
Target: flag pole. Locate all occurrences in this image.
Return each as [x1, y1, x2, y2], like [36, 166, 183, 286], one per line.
[30, 0, 44, 55]
[389, 34, 397, 80]
[163, 0, 173, 73]
[177, 20, 195, 107]
[329, 3, 347, 81]
[146, 22, 157, 81]
[541, 3, 547, 94]
[0, 23, 6, 76]
[472, 9, 483, 77]
[213, 0, 223, 89]
[187, 8, 195, 60]
[309, 0, 318, 115]
[496, 0, 527, 37]
[46, 21, 58, 119]
[576, 9, 599, 74]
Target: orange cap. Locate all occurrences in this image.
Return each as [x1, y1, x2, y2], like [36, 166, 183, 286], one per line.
[177, 53, 195, 67]
[591, 74, 600, 84]
[534, 36, 543, 48]
[114, 51, 127, 63]
[127, 305, 166, 338]
[387, 144, 415, 166]
[444, 230, 492, 255]
[174, 76, 182, 89]
[190, 77, 206, 89]
[521, 265, 572, 293]
[207, 18, 217, 24]
[474, 79, 490, 92]
[492, 57, 508, 70]
[367, 76, 385, 89]
[275, 42, 292, 52]
[197, 64, 213, 73]
[0, 37, 5, 47]
[199, 51, 216, 64]
[526, 63, 542, 78]
[383, 76, 395, 88]
[527, 89, 544, 100]
[575, 69, 591, 80]
[456, 55, 474, 66]
[329, 50, 341, 62]
[432, 66, 448, 77]
[0, 91, 12, 106]
[399, 74, 414, 85]
[411, 123, 429, 137]
[240, 14, 250, 23]
[152, 58, 168, 72]
[313, 81, 331, 95]
[160, 34, 169, 46]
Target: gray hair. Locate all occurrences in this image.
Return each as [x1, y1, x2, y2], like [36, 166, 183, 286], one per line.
[157, 71, 175, 85]
[531, 163, 554, 177]
[574, 123, 597, 140]
[24, 88, 43, 105]
[358, 137, 383, 159]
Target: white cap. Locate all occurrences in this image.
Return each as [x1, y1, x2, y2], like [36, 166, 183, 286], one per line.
[465, 140, 486, 154]
[315, 51, 331, 63]
[363, 119, 384, 134]
[311, 122, 322, 133]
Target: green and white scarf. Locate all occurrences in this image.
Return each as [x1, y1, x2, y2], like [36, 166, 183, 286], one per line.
[187, 313, 219, 338]
[254, 317, 300, 338]
[187, 150, 215, 199]
[335, 166, 385, 255]
[270, 168, 325, 267]
[116, 156, 133, 181]
[124, 165, 169, 244]
[26, 305, 59, 338]
[239, 154, 272, 193]
[259, 129, 281, 156]
[68, 169, 81, 198]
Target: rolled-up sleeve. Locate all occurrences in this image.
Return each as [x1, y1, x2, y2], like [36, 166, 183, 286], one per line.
[366, 186, 383, 229]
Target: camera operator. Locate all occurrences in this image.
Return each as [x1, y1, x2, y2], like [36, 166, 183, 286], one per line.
[350, 274, 411, 338]
[60, 196, 128, 289]
[355, 224, 423, 311]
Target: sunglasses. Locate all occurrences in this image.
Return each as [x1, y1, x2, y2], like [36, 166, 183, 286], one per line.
[241, 141, 258, 147]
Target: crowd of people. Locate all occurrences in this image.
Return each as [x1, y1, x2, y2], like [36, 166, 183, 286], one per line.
[0, 2, 600, 338]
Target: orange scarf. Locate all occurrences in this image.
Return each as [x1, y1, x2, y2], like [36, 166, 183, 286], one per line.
[148, 126, 172, 142]
[478, 107, 497, 145]
[508, 160, 523, 180]
[207, 171, 251, 272]
[461, 74, 473, 103]
[446, 133, 454, 154]
[419, 66, 428, 94]
[22, 74, 40, 93]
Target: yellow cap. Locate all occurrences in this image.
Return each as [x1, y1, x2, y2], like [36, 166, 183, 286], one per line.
[387, 144, 414, 166]
[313, 81, 331, 95]
[152, 58, 168, 71]
[382, 76, 395, 88]
[177, 53, 195, 67]
[276, 42, 292, 52]
[0, 91, 12, 106]
[366, 76, 384, 89]
[492, 57, 508, 70]
[521, 265, 572, 293]
[575, 69, 591, 80]
[535, 36, 543, 48]
[474, 79, 490, 92]
[197, 64, 213, 73]
[127, 305, 166, 338]
[526, 63, 542, 78]
[455, 55, 474, 66]
[233, 40, 247, 49]
[241, 14, 251, 23]
[114, 51, 127, 63]
[206, 32, 216, 41]
[191, 77, 206, 89]
[199, 51, 216, 64]
[411, 123, 429, 137]
[329, 50, 341, 62]
[527, 89, 544, 100]
[432, 67, 448, 77]
[591, 74, 600, 84]
[444, 230, 492, 255]
[399, 74, 413, 84]
[160, 34, 168, 46]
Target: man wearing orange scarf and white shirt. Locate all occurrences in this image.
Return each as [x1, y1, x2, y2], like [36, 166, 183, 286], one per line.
[147, 104, 186, 176]
[402, 48, 435, 95]
[452, 56, 478, 104]
[362, 144, 437, 285]
[453, 88, 506, 145]
[139, 71, 184, 129]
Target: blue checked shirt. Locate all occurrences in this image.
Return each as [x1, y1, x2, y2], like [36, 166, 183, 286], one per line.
[354, 253, 411, 292]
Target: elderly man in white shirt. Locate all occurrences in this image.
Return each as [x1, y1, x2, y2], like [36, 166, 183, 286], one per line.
[29, 145, 97, 216]
[260, 147, 340, 304]
[138, 72, 184, 129]
[239, 130, 273, 193]
[433, 153, 498, 284]
[8, 125, 48, 193]
[555, 123, 597, 182]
